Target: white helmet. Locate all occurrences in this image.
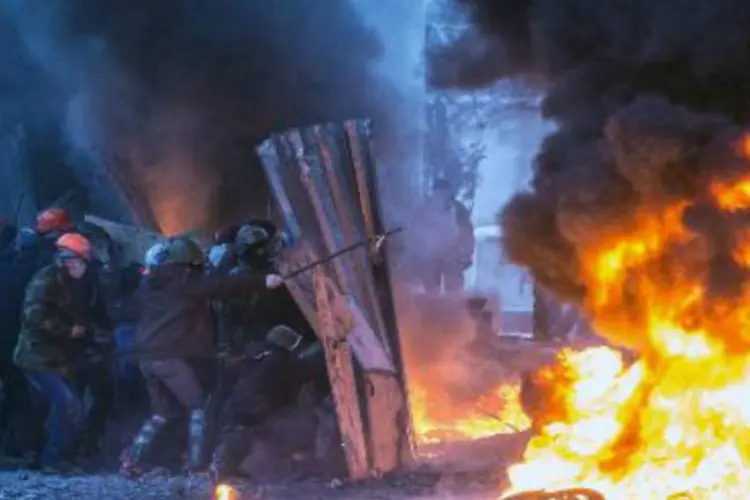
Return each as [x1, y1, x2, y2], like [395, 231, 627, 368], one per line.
[144, 242, 167, 269]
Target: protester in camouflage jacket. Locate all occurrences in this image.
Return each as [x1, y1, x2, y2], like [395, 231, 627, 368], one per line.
[12, 233, 104, 470]
[13, 265, 81, 373]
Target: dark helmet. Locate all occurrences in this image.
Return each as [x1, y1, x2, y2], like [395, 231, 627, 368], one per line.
[164, 237, 204, 266]
[432, 178, 456, 193]
[236, 220, 277, 244]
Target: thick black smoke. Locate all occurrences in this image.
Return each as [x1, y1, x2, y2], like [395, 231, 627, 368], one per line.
[1, 0, 401, 232]
[430, 0, 750, 349]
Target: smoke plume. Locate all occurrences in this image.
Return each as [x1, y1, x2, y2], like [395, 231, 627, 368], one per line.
[429, 0, 750, 351]
[1, 0, 409, 233]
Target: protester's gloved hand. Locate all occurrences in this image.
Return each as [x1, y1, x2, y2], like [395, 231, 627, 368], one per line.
[265, 274, 284, 289]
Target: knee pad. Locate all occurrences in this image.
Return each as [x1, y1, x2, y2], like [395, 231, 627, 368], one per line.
[130, 414, 168, 463]
[189, 409, 205, 433]
[134, 414, 167, 444]
[187, 409, 207, 470]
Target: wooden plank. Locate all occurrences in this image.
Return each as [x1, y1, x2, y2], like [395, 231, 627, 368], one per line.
[344, 296, 394, 373]
[344, 121, 414, 464]
[278, 241, 321, 334]
[292, 129, 352, 296]
[257, 138, 322, 335]
[314, 267, 369, 479]
[326, 123, 389, 347]
[364, 372, 406, 474]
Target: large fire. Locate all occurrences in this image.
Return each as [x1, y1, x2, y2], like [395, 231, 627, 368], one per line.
[502, 136, 750, 499]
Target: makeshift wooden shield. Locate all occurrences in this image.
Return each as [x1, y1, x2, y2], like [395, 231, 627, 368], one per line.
[256, 120, 413, 479]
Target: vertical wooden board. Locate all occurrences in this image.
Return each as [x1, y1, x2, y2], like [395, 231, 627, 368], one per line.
[364, 372, 406, 474]
[342, 296, 394, 373]
[314, 267, 369, 480]
[277, 241, 320, 334]
[257, 139, 324, 334]
[344, 120, 415, 461]
[325, 123, 389, 346]
[312, 124, 367, 301]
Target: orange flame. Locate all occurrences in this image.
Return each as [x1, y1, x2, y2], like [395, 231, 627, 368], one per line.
[214, 484, 237, 500]
[502, 135, 750, 499]
[410, 379, 530, 445]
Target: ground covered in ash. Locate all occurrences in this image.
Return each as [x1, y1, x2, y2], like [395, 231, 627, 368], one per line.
[0, 431, 530, 499]
[0, 464, 504, 500]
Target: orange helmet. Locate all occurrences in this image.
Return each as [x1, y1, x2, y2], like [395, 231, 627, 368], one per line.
[55, 232, 92, 261]
[36, 208, 73, 234]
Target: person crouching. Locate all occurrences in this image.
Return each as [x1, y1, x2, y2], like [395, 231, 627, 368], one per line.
[12, 233, 96, 473]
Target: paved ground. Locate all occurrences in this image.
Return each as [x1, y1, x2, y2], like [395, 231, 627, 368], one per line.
[0, 468, 500, 500]
[0, 431, 532, 500]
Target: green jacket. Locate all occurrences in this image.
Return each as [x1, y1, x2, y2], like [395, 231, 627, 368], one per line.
[14, 265, 78, 372]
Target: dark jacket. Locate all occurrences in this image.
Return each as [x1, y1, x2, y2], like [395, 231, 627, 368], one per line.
[221, 341, 328, 425]
[133, 263, 266, 361]
[0, 251, 39, 364]
[218, 251, 316, 351]
[0, 223, 17, 262]
[13, 264, 110, 372]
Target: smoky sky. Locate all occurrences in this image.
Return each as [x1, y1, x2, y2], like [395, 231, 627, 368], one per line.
[0, 0, 401, 232]
[430, 0, 750, 350]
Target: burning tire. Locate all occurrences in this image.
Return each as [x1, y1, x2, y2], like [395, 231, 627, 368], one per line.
[502, 488, 605, 500]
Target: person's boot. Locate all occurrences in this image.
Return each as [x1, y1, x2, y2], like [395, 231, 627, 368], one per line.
[208, 427, 250, 485]
[75, 431, 101, 463]
[208, 441, 229, 486]
[187, 408, 206, 473]
[120, 414, 167, 478]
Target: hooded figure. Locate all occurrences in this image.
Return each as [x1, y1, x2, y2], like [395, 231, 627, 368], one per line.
[120, 236, 285, 477]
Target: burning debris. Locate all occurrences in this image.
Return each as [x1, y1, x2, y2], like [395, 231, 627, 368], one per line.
[409, 379, 528, 445]
[399, 293, 532, 446]
[429, 0, 750, 498]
